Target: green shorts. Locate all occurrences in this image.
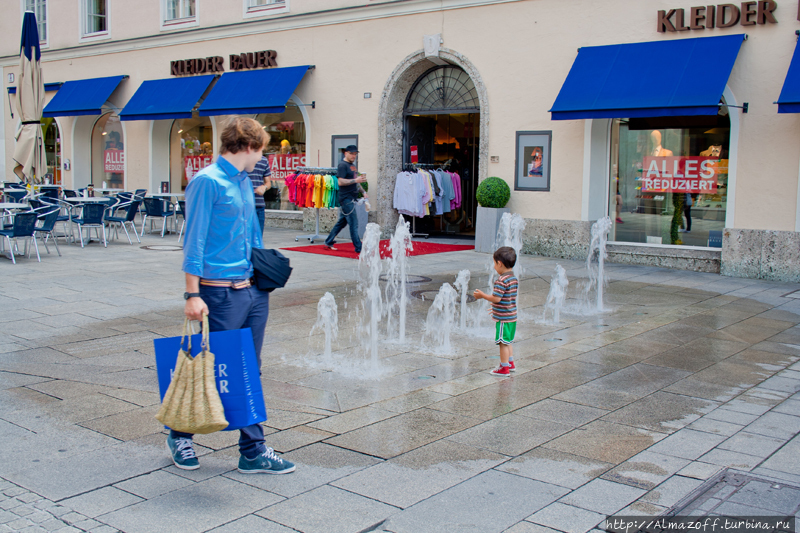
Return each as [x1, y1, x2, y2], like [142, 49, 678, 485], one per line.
[495, 321, 516, 345]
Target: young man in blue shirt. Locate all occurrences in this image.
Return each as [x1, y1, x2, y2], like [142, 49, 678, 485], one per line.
[174, 117, 295, 475]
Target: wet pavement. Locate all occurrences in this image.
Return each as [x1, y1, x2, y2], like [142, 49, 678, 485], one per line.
[0, 226, 799, 533]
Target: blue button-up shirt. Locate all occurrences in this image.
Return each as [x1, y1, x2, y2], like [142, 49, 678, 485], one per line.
[182, 156, 263, 280]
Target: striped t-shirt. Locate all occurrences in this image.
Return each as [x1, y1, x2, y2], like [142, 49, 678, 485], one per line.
[491, 272, 518, 322]
[247, 156, 271, 208]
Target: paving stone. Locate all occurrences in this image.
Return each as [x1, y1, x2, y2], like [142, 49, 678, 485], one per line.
[497, 447, 613, 490]
[507, 523, 563, 533]
[228, 442, 378, 499]
[207, 514, 296, 533]
[87, 526, 118, 533]
[686, 417, 744, 437]
[647, 429, 727, 460]
[71, 519, 102, 531]
[743, 411, 800, 440]
[727, 479, 800, 514]
[601, 451, 690, 490]
[543, 421, 666, 464]
[58, 513, 86, 526]
[332, 440, 506, 509]
[257, 485, 397, 533]
[12, 506, 35, 517]
[39, 518, 68, 532]
[446, 413, 572, 456]
[112, 471, 194, 500]
[101, 477, 280, 533]
[558, 479, 647, 515]
[526, 502, 605, 533]
[0, 511, 13, 524]
[62, 487, 143, 519]
[640, 475, 705, 507]
[514, 399, 609, 427]
[380, 470, 569, 533]
[697, 449, 761, 470]
[717, 431, 786, 458]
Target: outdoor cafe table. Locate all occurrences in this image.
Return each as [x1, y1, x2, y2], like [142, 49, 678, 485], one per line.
[95, 188, 124, 195]
[65, 197, 113, 245]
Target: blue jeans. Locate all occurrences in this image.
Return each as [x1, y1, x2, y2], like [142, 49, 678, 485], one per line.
[255, 206, 265, 236]
[324, 199, 361, 253]
[170, 284, 270, 459]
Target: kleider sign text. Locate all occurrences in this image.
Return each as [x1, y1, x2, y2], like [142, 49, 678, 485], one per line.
[641, 157, 719, 193]
[657, 1, 777, 32]
[171, 50, 278, 76]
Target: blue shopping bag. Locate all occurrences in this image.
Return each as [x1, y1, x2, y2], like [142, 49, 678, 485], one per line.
[154, 327, 267, 431]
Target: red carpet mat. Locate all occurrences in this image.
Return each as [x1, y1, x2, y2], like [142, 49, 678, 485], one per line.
[281, 240, 474, 259]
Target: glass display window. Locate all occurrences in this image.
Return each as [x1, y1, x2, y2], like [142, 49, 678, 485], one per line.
[41, 117, 61, 185]
[170, 117, 213, 192]
[609, 115, 730, 248]
[256, 105, 306, 211]
[91, 112, 124, 188]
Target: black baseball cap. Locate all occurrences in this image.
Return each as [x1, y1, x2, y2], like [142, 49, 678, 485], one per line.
[344, 145, 359, 153]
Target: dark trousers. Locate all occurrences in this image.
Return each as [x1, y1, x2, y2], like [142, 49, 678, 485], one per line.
[684, 206, 692, 232]
[171, 284, 270, 458]
[324, 199, 361, 253]
[255, 206, 265, 236]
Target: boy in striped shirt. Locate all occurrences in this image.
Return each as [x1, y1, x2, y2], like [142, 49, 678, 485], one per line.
[474, 246, 518, 376]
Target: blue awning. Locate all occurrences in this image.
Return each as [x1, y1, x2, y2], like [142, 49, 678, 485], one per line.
[777, 38, 800, 113]
[8, 82, 63, 94]
[42, 75, 127, 117]
[198, 65, 311, 116]
[119, 75, 217, 121]
[550, 34, 745, 120]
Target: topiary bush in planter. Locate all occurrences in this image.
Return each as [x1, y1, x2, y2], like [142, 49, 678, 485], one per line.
[476, 177, 510, 208]
[475, 177, 512, 253]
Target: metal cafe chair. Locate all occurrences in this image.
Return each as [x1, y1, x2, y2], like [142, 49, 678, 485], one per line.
[176, 200, 187, 242]
[33, 206, 61, 257]
[0, 212, 40, 264]
[71, 203, 109, 248]
[105, 199, 142, 245]
[141, 197, 176, 238]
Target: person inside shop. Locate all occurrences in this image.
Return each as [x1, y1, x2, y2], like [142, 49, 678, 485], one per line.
[324, 145, 368, 253]
[650, 130, 672, 157]
[248, 133, 273, 235]
[177, 116, 295, 475]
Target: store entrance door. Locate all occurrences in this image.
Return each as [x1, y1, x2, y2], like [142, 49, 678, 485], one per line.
[404, 112, 479, 235]
[402, 65, 481, 237]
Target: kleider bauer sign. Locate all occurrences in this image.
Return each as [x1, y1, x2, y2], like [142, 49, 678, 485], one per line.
[657, 1, 777, 32]
[171, 50, 277, 76]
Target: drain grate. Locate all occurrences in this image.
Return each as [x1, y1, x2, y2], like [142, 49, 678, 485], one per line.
[379, 275, 432, 284]
[141, 245, 183, 251]
[411, 289, 475, 303]
[664, 468, 800, 518]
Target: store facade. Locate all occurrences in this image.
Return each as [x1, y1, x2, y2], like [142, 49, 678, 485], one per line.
[2, 0, 799, 280]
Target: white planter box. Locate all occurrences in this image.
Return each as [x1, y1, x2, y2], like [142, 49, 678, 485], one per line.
[475, 206, 510, 253]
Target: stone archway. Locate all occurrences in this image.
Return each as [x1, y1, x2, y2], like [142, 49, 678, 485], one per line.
[377, 48, 489, 234]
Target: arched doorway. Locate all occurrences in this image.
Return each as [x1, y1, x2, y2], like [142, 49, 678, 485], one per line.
[41, 118, 61, 185]
[404, 65, 480, 235]
[91, 112, 125, 189]
[377, 48, 488, 234]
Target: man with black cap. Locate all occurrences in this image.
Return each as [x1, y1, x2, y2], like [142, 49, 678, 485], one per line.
[324, 145, 368, 253]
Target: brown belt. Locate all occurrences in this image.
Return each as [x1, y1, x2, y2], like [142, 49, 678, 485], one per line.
[199, 278, 253, 289]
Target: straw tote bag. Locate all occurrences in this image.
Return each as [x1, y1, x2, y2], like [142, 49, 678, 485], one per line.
[155, 316, 229, 434]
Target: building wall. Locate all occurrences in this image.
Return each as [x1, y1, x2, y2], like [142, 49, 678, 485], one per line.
[2, 0, 800, 278]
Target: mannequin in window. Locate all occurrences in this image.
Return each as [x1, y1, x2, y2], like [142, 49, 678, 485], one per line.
[650, 130, 673, 157]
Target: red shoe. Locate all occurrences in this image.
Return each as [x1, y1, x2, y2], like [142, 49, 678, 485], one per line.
[490, 365, 511, 376]
[508, 361, 516, 372]
[616, 217, 624, 224]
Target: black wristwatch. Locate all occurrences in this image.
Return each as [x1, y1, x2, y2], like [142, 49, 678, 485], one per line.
[184, 292, 201, 300]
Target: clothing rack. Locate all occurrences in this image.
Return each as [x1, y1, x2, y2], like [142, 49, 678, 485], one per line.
[400, 163, 450, 239]
[294, 167, 338, 244]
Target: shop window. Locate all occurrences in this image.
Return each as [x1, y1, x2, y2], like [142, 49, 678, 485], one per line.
[23, 0, 47, 44]
[170, 117, 213, 193]
[91, 113, 124, 189]
[244, 0, 288, 18]
[256, 105, 306, 211]
[609, 115, 730, 248]
[163, 0, 197, 28]
[82, 0, 108, 38]
[41, 118, 61, 185]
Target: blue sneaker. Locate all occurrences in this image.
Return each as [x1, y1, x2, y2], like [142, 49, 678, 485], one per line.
[167, 435, 199, 470]
[238, 447, 295, 474]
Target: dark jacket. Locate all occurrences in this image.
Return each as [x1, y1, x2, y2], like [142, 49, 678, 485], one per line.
[251, 249, 292, 292]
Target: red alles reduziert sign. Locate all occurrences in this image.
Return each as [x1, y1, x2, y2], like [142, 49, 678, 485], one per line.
[641, 156, 719, 193]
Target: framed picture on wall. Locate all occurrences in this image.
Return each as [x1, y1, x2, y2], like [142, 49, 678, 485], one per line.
[515, 131, 552, 191]
[331, 135, 358, 167]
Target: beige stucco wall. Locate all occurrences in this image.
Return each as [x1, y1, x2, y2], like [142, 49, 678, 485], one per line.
[2, 0, 800, 232]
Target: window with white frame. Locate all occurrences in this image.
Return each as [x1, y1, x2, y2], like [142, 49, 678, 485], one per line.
[23, 0, 47, 44]
[244, 0, 288, 18]
[164, 0, 196, 22]
[83, 0, 108, 36]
